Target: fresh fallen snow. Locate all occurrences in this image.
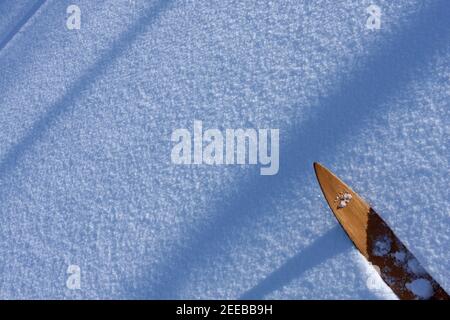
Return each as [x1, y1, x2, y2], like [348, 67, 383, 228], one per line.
[0, 0, 448, 299]
[372, 236, 392, 257]
[392, 250, 407, 264]
[336, 192, 352, 208]
[406, 258, 427, 276]
[355, 252, 398, 300]
[338, 200, 348, 208]
[406, 279, 434, 300]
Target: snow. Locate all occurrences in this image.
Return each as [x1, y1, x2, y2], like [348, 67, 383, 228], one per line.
[392, 250, 407, 264]
[406, 258, 426, 276]
[336, 192, 352, 208]
[0, 0, 448, 299]
[338, 200, 348, 209]
[406, 279, 434, 300]
[372, 236, 392, 257]
[355, 252, 398, 300]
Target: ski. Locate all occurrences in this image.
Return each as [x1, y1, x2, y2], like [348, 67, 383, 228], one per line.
[314, 162, 449, 300]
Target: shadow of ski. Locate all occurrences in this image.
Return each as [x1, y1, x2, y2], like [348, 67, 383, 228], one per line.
[240, 226, 352, 299]
[0, 0, 174, 187]
[0, 0, 46, 53]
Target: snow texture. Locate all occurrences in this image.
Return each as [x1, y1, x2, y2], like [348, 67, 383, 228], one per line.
[406, 279, 434, 300]
[406, 258, 426, 276]
[336, 192, 352, 208]
[0, 0, 449, 299]
[372, 236, 392, 257]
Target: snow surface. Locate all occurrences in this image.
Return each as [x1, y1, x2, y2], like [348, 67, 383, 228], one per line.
[0, 0, 448, 299]
[372, 236, 392, 257]
[406, 257, 427, 276]
[406, 279, 434, 300]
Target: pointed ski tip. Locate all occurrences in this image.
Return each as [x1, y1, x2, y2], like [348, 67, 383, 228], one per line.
[313, 162, 325, 175]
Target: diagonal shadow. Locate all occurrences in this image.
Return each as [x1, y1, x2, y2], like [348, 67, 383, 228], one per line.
[0, 0, 174, 183]
[240, 226, 352, 299]
[135, 1, 450, 299]
[0, 0, 46, 53]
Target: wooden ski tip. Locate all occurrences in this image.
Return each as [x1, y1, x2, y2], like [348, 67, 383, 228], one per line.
[313, 162, 329, 182]
[313, 163, 450, 300]
[312, 161, 321, 171]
